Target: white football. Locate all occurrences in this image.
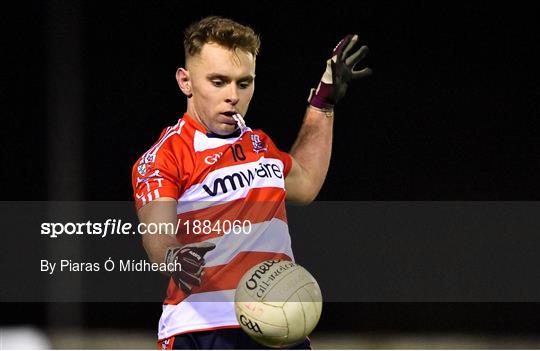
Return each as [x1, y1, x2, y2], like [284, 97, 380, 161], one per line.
[234, 260, 323, 348]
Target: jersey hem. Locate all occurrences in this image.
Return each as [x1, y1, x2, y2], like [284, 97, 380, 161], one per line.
[157, 324, 241, 342]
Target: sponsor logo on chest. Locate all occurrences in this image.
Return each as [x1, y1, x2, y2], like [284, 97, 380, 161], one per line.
[202, 160, 283, 196]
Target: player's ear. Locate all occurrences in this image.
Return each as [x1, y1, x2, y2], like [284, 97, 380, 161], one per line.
[176, 67, 192, 98]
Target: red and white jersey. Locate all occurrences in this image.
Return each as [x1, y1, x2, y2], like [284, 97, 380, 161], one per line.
[131, 113, 294, 340]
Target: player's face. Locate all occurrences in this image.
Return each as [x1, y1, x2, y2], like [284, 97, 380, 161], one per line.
[186, 43, 256, 135]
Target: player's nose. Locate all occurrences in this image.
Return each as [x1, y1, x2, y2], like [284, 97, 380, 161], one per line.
[225, 85, 239, 105]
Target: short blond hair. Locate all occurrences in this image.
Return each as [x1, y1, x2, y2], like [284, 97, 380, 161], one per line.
[184, 16, 260, 59]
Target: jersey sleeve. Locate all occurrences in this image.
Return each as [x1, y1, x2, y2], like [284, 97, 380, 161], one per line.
[257, 130, 293, 177]
[131, 135, 181, 210]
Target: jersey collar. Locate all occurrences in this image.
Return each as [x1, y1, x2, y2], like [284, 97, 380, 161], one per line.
[183, 112, 245, 139]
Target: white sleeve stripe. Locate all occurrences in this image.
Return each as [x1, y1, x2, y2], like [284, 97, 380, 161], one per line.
[140, 120, 184, 165]
[149, 120, 185, 158]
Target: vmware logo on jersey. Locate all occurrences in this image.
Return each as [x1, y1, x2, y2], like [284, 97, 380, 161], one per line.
[202, 161, 283, 197]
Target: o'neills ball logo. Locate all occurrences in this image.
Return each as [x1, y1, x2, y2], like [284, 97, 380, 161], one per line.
[245, 260, 296, 298]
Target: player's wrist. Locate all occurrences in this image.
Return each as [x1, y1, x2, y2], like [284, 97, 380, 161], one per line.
[164, 246, 181, 274]
[307, 104, 334, 117]
[307, 85, 335, 111]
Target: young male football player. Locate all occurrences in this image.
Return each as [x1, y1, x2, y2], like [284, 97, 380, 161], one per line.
[132, 16, 371, 349]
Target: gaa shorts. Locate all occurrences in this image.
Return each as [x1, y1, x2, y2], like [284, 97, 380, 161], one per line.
[158, 327, 311, 350]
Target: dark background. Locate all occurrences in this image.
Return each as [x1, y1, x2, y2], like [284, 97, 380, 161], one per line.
[2, 0, 540, 337]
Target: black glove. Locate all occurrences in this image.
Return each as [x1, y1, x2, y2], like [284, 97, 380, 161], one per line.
[308, 34, 372, 110]
[165, 242, 216, 294]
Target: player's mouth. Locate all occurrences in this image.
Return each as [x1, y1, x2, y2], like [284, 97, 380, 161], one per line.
[220, 111, 238, 124]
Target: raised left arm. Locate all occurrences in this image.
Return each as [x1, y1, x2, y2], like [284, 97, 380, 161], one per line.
[285, 34, 372, 204]
[285, 107, 333, 204]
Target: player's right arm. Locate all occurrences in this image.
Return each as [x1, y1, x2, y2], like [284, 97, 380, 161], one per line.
[137, 197, 216, 294]
[137, 197, 179, 268]
[132, 132, 215, 293]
